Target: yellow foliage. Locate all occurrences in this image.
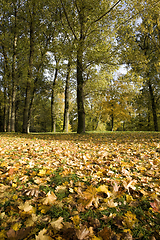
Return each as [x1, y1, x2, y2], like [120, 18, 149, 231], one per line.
[12, 222, 22, 231]
[71, 215, 80, 226]
[122, 211, 138, 229]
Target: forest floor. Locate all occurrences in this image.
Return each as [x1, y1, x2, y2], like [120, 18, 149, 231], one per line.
[0, 132, 160, 240]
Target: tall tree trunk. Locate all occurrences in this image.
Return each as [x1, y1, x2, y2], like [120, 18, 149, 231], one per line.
[23, 13, 34, 133]
[148, 80, 158, 131]
[11, 5, 17, 132]
[63, 60, 71, 132]
[111, 113, 114, 131]
[3, 87, 7, 132]
[7, 95, 12, 132]
[23, 82, 31, 133]
[2, 43, 10, 132]
[51, 66, 58, 132]
[77, 39, 85, 133]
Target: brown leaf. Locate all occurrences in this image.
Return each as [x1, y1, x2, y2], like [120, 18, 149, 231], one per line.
[98, 226, 112, 240]
[7, 227, 32, 240]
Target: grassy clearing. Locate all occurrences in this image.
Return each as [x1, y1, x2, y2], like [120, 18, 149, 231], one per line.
[0, 132, 160, 239]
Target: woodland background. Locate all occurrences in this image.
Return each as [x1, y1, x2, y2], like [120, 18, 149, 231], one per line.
[0, 0, 160, 134]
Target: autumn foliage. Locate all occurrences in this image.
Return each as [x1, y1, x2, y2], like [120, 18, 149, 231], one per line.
[0, 132, 160, 239]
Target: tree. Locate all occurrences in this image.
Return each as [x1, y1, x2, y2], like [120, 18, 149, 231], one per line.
[59, 0, 122, 133]
[63, 56, 72, 132]
[22, 0, 56, 133]
[116, 1, 160, 131]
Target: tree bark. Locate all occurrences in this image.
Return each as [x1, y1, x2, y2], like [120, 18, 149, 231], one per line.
[51, 65, 58, 132]
[23, 11, 34, 133]
[148, 80, 158, 131]
[77, 37, 85, 133]
[7, 95, 12, 132]
[23, 82, 31, 133]
[3, 87, 7, 132]
[2, 43, 10, 132]
[63, 60, 71, 132]
[11, 5, 17, 132]
[111, 113, 114, 131]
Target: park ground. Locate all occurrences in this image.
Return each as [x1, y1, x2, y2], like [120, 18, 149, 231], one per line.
[0, 132, 160, 239]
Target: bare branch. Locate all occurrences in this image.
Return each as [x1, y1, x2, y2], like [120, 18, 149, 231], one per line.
[85, 0, 121, 36]
[59, 0, 77, 40]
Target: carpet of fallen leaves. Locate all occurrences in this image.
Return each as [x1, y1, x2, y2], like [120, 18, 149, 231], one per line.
[0, 132, 160, 240]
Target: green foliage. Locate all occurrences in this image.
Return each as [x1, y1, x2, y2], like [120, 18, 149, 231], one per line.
[1, 0, 159, 134]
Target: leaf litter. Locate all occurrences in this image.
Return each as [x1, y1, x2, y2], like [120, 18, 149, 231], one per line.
[0, 132, 160, 239]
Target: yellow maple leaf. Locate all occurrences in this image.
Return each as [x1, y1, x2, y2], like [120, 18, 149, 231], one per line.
[38, 169, 46, 176]
[71, 215, 80, 226]
[18, 201, 36, 214]
[104, 198, 118, 208]
[12, 222, 22, 231]
[12, 194, 18, 200]
[126, 195, 134, 203]
[55, 185, 67, 194]
[43, 191, 57, 205]
[0, 230, 6, 240]
[38, 205, 51, 214]
[50, 217, 63, 231]
[24, 217, 35, 227]
[81, 186, 99, 209]
[122, 211, 138, 229]
[97, 185, 112, 197]
[36, 229, 53, 240]
[91, 236, 102, 240]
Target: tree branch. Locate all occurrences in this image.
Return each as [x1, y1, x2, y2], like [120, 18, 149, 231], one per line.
[93, 0, 121, 24]
[59, 0, 77, 40]
[85, 0, 121, 36]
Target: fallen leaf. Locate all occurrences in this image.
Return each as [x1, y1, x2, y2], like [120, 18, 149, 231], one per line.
[36, 229, 53, 240]
[76, 225, 90, 240]
[98, 226, 112, 240]
[122, 211, 138, 229]
[50, 217, 63, 231]
[71, 215, 81, 226]
[43, 191, 57, 205]
[18, 201, 35, 214]
[150, 199, 160, 213]
[12, 222, 22, 231]
[97, 185, 112, 197]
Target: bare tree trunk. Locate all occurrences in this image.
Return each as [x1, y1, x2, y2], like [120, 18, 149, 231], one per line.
[148, 80, 158, 131]
[3, 84, 7, 132]
[51, 65, 58, 132]
[111, 113, 114, 131]
[63, 60, 71, 132]
[23, 82, 31, 133]
[7, 95, 12, 132]
[23, 11, 34, 133]
[11, 5, 17, 132]
[2, 43, 10, 132]
[77, 39, 85, 134]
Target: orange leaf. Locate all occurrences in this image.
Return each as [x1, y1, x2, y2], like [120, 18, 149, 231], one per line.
[8, 168, 14, 175]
